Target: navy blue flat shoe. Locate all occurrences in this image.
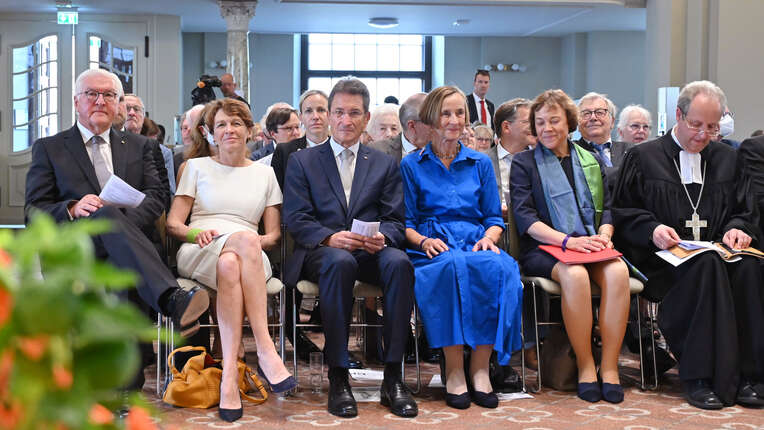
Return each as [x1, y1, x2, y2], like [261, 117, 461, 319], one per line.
[577, 381, 601, 403]
[445, 391, 471, 409]
[257, 365, 297, 394]
[601, 382, 624, 403]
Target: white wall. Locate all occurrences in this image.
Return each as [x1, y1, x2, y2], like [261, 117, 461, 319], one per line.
[585, 31, 646, 114]
[148, 15, 183, 145]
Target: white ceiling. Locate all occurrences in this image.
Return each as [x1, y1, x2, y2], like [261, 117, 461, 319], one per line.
[0, 0, 645, 36]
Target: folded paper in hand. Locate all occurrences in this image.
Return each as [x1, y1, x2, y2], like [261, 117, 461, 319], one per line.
[351, 219, 380, 237]
[99, 175, 146, 208]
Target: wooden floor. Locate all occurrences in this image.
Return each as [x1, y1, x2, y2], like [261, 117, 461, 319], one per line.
[140, 336, 764, 429]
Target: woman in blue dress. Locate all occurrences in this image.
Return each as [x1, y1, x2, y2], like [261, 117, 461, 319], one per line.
[400, 86, 523, 410]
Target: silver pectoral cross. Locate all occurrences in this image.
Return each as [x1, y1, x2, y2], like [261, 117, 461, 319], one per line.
[685, 211, 708, 241]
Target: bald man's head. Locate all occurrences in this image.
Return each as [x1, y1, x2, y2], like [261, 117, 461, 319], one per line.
[220, 73, 236, 97]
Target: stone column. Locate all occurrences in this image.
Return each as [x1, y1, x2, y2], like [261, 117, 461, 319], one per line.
[218, 1, 257, 103]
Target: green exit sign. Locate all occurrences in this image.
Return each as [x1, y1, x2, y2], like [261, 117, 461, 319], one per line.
[57, 11, 78, 25]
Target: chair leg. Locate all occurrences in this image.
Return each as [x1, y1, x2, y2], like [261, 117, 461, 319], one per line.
[649, 302, 659, 390]
[531, 281, 542, 393]
[520, 300, 527, 393]
[279, 287, 286, 360]
[292, 287, 299, 383]
[636, 297, 646, 390]
[408, 305, 421, 394]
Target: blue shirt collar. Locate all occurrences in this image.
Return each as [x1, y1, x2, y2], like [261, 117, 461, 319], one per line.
[417, 141, 480, 163]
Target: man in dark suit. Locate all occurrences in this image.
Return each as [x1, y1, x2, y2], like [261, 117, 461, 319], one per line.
[575, 92, 634, 188]
[369, 93, 428, 164]
[25, 69, 209, 341]
[271, 89, 330, 362]
[284, 77, 417, 418]
[738, 135, 764, 237]
[467, 70, 495, 131]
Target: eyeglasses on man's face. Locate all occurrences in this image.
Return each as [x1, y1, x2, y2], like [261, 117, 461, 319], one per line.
[79, 90, 118, 103]
[628, 123, 651, 132]
[126, 104, 144, 113]
[682, 115, 720, 139]
[277, 125, 301, 133]
[580, 108, 609, 120]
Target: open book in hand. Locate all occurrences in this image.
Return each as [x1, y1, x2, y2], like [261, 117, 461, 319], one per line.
[656, 241, 764, 267]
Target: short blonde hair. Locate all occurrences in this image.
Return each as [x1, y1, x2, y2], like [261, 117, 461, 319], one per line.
[529, 89, 578, 136]
[419, 86, 466, 128]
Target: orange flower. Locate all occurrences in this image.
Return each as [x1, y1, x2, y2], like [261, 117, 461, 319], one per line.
[0, 288, 11, 328]
[125, 406, 157, 430]
[0, 249, 10, 268]
[52, 364, 73, 390]
[88, 403, 114, 426]
[0, 401, 22, 430]
[17, 335, 48, 361]
[0, 351, 13, 398]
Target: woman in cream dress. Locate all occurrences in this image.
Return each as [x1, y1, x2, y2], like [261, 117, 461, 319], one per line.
[167, 98, 296, 423]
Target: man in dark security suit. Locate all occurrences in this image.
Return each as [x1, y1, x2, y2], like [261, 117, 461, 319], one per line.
[467, 70, 496, 131]
[283, 77, 417, 419]
[25, 69, 209, 341]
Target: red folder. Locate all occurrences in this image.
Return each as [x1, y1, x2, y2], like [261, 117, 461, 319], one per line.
[539, 245, 622, 264]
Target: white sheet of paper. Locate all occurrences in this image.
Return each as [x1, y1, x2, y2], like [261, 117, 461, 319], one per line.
[497, 392, 534, 401]
[351, 387, 381, 402]
[349, 368, 384, 382]
[99, 175, 146, 208]
[351, 219, 380, 237]
[428, 374, 444, 387]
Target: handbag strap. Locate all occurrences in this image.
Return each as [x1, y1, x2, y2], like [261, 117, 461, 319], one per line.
[239, 363, 268, 405]
[166, 346, 208, 377]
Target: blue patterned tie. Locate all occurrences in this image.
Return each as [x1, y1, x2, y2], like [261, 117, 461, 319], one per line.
[593, 142, 612, 167]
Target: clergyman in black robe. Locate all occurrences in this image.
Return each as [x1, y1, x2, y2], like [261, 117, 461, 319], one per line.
[611, 81, 764, 410]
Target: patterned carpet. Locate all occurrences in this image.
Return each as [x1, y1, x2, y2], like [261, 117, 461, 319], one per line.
[140, 336, 764, 430]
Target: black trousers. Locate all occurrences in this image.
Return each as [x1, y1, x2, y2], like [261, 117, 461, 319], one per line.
[90, 206, 176, 313]
[302, 246, 414, 368]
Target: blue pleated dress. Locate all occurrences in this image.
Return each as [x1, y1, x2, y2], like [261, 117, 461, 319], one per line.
[400, 144, 523, 364]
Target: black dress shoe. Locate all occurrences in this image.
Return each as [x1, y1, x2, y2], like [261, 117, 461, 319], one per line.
[380, 374, 418, 417]
[327, 367, 357, 418]
[290, 329, 321, 362]
[684, 379, 723, 410]
[737, 381, 764, 407]
[165, 286, 209, 337]
[495, 365, 522, 393]
[424, 347, 442, 364]
[347, 351, 364, 370]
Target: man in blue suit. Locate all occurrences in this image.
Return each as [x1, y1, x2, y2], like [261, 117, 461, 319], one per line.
[284, 77, 417, 418]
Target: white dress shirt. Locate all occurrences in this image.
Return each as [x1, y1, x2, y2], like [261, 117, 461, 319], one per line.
[497, 144, 513, 207]
[401, 133, 417, 158]
[472, 93, 492, 127]
[77, 121, 114, 174]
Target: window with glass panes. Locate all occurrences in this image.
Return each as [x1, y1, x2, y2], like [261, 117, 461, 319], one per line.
[301, 34, 431, 108]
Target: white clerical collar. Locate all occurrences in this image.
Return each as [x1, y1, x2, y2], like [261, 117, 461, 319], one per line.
[497, 142, 512, 160]
[77, 121, 111, 146]
[671, 126, 703, 184]
[329, 137, 360, 158]
[401, 133, 417, 154]
[307, 135, 327, 148]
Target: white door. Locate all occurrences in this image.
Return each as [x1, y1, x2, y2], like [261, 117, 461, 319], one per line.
[0, 15, 73, 224]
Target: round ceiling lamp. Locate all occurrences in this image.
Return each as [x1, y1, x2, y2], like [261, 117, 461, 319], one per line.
[368, 17, 399, 29]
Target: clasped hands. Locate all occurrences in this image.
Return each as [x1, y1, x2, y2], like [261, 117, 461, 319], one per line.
[327, 231, 386, 254]
[651, 224, 751, 250]
[564, 234, 613, 253]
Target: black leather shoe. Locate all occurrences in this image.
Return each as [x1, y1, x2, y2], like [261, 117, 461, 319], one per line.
[290, 329, 321, 362]
[348, 351, 364, 370]
[327, 368, 357, 418]
[684, 379, 723, 410]
[380, 375, 418, 417]
[495, 365, 522, 393]
[166, 286, 209, 338]
[737, 381, 764, 407]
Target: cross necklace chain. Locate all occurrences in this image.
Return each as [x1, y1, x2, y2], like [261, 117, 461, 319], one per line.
[672, 158, 707, 241]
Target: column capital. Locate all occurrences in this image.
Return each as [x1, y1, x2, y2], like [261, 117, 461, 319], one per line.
[218, 0, 257, 32]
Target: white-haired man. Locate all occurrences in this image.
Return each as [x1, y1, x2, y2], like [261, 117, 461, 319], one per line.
[366, 103, 401, 143]
[617, 104, 652, 144]
[612, 80, 764, 410]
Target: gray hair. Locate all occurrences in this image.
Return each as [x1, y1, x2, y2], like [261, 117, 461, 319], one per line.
[676, 80, 727, 116]
[366, 103, 400, 134]
[399, 93, 427, 125]
[298, 89, 328, 113]
[617, 104, 652, 131]
[124, 93, 144, 108]
[578, 92, 617, 119]
[259, 102, 294, 133]
[473, 124, 493, 139]
[328, 76, 370, 113]
[74, 69, 124, 99]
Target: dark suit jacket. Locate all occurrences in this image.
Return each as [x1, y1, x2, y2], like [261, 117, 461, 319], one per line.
[271, 135, 330, 191]
[250, 141, 275, 161]
[25, 124, 165, 230]
[467, 93, 495, 130]
[283, 142, 405, 286]
[738, 135, 764, 238]
[575, 138, 633, 191]
[368, 134, 403, 164]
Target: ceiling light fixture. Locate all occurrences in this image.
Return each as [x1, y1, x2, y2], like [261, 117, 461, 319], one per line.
[453, 19, 470, 27]
[368, 17, 399, 29]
